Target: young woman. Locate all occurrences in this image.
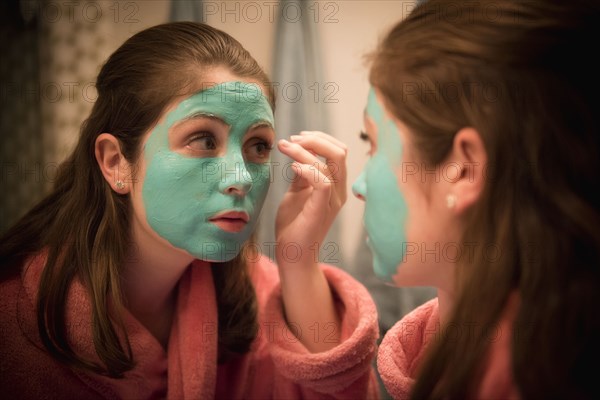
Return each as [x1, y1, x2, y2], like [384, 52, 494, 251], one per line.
[353, 0, 600, 398]
[0, 22, 379, 399]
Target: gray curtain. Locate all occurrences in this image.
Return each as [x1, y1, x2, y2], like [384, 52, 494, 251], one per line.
[170, 0, 203, 22]
[258, 0, 341, 266]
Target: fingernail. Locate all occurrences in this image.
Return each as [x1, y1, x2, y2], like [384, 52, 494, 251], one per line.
[290, 135, 301, 142]
[279, 139, 289, 147]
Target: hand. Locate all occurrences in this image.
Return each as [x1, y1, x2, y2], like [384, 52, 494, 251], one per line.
[274, 131, 346, 351]
[275, 131, 348, 266]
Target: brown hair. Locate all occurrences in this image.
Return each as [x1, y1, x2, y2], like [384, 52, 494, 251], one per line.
[370, 0, 600, 398]
[0, 22, 274, 377]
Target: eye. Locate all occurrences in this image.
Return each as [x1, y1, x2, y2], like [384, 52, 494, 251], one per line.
[245, 138, 273, 162]
[359, 130, 374, 156]
[187, 132, 217, 152]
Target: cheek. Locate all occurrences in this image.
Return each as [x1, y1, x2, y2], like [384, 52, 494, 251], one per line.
[362, 155, 409, 280]
[129, 160, 148, 217]
[143, 153, 217, 210]
[246, 163, 271, 209]
[399, 173, 455, 276]
[395, 166, 429, 238]
[395, 165, 418, 210]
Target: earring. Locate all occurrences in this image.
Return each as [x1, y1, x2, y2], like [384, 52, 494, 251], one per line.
[446, 194, 457, 209]
[115, 180, 125, 190]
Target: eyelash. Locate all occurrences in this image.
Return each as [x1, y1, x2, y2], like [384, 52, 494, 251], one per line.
[187, 132, 273, 159]
[359, 130, 369, 142]
[187, 132, 217, 150]
[250, 139, 274, 157]
[360, 130, 375, 156]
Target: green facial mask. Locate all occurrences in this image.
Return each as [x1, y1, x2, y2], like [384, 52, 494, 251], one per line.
[142, 81, 274, 262]
[352, 88, 409, 281]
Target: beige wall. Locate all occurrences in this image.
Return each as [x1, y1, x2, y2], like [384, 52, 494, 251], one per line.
[46, 0, 411, 263]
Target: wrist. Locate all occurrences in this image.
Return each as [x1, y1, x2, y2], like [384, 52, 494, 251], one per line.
[275, 240, 322, 267]
[276, 258, 321, 289]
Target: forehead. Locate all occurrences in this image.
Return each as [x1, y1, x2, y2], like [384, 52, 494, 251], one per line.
[161, 66, 271, 115]
[192, 68, 271, 105]
[366, 88, 391, 124]
[142, 80, 274, 151]
[364, 88, 390, 141]
[162, 81, 274, 128]
[183, 81, 274, 125]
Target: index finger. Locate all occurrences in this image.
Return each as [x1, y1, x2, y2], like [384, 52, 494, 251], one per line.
[298, 131, 348, 152]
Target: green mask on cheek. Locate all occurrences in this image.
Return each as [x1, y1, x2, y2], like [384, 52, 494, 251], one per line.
[142, 81, 274, 262]
[352, 88, 409, 281]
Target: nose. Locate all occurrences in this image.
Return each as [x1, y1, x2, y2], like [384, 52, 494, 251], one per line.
[352, 170, 367, 201]
[219, 158, 253, 197]
[223, 182, 252, 196]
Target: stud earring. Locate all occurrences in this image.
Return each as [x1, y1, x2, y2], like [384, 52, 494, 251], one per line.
[446, 194, 457, 209]
[115, 180, 125, 190]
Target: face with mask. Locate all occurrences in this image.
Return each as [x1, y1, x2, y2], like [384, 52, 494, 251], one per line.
[353, 86, 462, 289]
[352, 88, 409, 282]
[131, 79, 275, 262]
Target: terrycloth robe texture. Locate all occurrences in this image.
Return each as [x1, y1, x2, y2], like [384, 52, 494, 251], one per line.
[0, 252, 380, 399]
[377, 298, 520, 400]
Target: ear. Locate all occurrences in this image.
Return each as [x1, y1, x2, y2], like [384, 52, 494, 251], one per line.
[447, 127, 487, 214]
[95, 133, 132, 194]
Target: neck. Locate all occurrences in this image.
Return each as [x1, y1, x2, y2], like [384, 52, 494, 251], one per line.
[121, 221, 194, 348]
[437, 287, 454, 326]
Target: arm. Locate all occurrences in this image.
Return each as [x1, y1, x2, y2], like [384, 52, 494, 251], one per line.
[275, 131, 348, 352]
[277, 260, 340, 352]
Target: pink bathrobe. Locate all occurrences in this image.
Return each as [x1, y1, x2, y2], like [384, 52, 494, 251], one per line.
[0, 253, 380, 399]
[377, 297, 521, 400]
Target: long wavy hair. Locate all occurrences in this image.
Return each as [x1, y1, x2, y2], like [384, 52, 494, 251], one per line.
[370, 0, 600, 398]
[0, 22, 274, 377]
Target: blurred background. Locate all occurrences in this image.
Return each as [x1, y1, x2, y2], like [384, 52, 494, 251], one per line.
[0, 1, 434, 397]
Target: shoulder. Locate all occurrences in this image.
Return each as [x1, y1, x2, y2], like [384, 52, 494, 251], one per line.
[377, 298, 439, 399]
[0, 252, 45, 325]
[250, 254, 377, 312]
[381, 298, 439, 359]
[0, 254, 97, 398]
[1, 251, 46, 315]
[392, 297, 439, 335]
[476, 294, 521, 399]
[0, 269, 24, 329]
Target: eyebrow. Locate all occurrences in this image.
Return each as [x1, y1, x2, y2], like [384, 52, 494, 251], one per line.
[177, 113, 273, 131]
[248, 121, 274, 130]
[180, 112, 229, 127]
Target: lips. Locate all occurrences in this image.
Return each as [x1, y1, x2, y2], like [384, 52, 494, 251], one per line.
[209, 210, 250, 233]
